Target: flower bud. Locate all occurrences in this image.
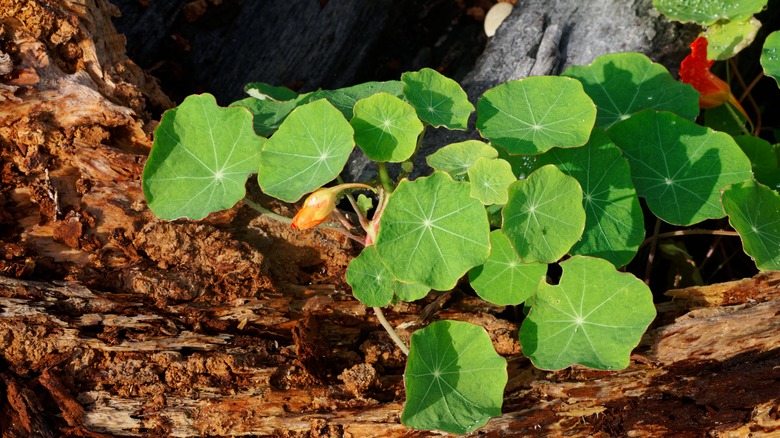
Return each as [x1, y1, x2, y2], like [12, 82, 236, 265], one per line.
[291, 187, 338, 230]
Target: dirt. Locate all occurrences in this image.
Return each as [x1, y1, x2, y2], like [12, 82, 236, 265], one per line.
[1, 0, 779, 437]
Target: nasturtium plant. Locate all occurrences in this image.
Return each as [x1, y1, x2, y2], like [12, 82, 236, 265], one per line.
[401, 68, 474, 129]
[538, 129, 644, 267]
[143, 93, 265, 220]
[257, 99, 355, 202]
[402, 320, 507, 434]
[761, 31, 780, 86]
[307, 81, 405, 119]
[722, 180, 780, 270]
[703, 17, 762, 60]
[469, 230, 547, 305]
[502, 164, 586, 263]
[143, 40, 780, 432]
[562, 52, 700, 129]
[476, 76, 597, 154]
[351, 92, 423, 162]
[374, 171, 490, 290]
[608, 110, 753, 226]
[519, 256, 656, 370]
[467, 157, 516, 205]
[426, 140, 498, 180]
[652, 0, 767, 25]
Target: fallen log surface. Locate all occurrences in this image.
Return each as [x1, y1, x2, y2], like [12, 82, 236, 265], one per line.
[1, 0, 778, 437]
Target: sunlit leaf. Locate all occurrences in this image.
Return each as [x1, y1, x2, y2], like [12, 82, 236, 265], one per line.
[761, 31, 780, 87]
[426, 140, 498, 180]
[467, 158, 516, 205]
[519, 256, 656, 370]
[477, 76, 596, 154]
[469, 230, 546, 305]
[351, 92, 423, 162]
[257, 99, 355, 202]
[502, 165, 586, 263]
[653, 0, 767, 25]
[143, 93, 265, 220]
[375, 172, 490, 290]
[402, 68, 474, 129]
[403, 320, 507, 434]
[608, 110, 753, 225]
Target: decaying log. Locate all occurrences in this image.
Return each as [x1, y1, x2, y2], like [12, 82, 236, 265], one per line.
[1, 0, 779, 436]
[1, 273, 779, 436]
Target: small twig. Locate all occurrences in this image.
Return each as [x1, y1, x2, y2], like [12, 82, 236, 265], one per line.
[738, 71, 764, 104]
[643, 218, 662, 286]
[638, 228, 740, 250]
[373, 306, 409, 356]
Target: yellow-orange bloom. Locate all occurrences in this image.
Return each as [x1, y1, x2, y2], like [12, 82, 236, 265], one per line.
[291, 183, 374, 230]
[291, 187, 338, 230]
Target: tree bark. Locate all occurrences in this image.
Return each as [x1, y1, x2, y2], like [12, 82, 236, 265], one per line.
[1, 0, 778, 437]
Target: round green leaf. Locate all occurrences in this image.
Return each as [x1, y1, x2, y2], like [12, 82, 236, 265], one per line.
[519, 256, 656, 370]
[346, 246, 397, 307]
[734, 135, 779, 190]
[608, 110, 753, 226]
[143, 93, 265, 220]
[425, 140, 498, 180]
[562, 52, 699, 129]
[231, 96, 302, 137]
[257, 99, 355, 202]
[704, 17, 762, 60]
[467, 158, 516, 205]
[402, 320, 507, 434]
[653, 0, 767, 25]
[244, 82, 298, 102]
[395, 281, 431, 302]
[477, 76, 597, 154]
[538, 129, 644, 268]
[305, 81, 404, 120]
[351, 92, 424, 162]
[469, 230, 547, 306]
[401, 68, 474, 129]
[722, 180, 780, 270]
[375, 172, 491, 290]
[761, 31, 780, 87]
[502, 165, 586, 263]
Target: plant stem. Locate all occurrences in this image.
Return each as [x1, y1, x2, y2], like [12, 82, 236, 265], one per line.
[244, 196, 365, 244]
[242, 197, 293, 224]
[373, 306, 409, 356]
[337, 176, 372, 232]
[377, 162, 394, 194]
[638, 228, 740, 250]
[643, 219, 662, 286]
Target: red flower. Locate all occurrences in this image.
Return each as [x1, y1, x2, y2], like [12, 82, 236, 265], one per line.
[680, 37, 747, 117]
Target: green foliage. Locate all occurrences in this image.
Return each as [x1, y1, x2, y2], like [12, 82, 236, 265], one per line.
[426, 140, 498, 180]
[608, 110, 752, 226]
[143, 93, 265, 220]
[351, 92, 423, 162]
[562, 52, 699, 129]
[761, 31, 780, 87]
[143, 43, 780, 433]
[257, 99, 355, 202]
[503, 164, 586, 263]
[476, 76, 597, 154]
[703, 17, 762, 60]
[402, 320, 507, 434]
[538, 129, 644, 267]
[374, 171, 490, 290]
[469, 230, 547, 305]
[722, 180, 780, 270]
[519, 256, 656, 370]
[401, 68, 474, 129]
[652, 0, 767, 25]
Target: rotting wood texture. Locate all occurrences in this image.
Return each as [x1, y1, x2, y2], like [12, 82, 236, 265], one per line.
[0, 0, 778, 436]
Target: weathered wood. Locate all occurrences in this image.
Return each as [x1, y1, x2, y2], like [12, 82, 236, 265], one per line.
[1, 273, 779, 436]
[2, 0, 779, 436]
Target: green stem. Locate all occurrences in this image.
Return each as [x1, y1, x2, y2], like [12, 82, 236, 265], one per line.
[377, 162, 394, 194]
[373, 306, 409, 356]
[242, 197, 293, 224]
[638, 228, 740, 250]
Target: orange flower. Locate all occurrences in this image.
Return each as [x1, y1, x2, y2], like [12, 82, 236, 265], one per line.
[680, 36, 747, 118]
[291, 183, 374, 230]
[291, 187, 338, 230]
